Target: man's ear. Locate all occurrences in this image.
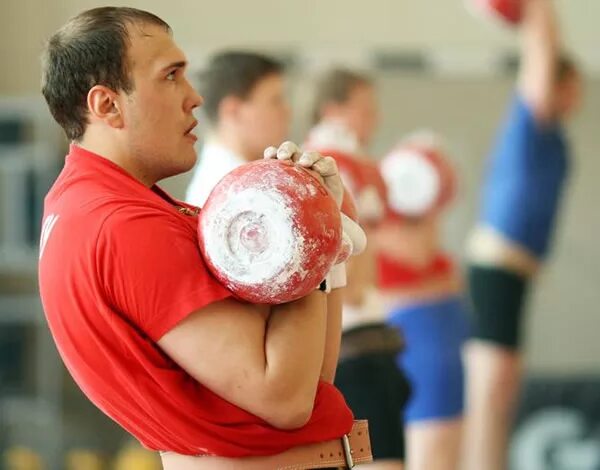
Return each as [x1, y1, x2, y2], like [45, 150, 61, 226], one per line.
[87, 85, 124, 129]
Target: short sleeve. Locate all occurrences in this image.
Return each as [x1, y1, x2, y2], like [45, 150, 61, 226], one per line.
[507, 94, 536, 134]
[510, 93, 561, 134]
[490, 93, 537, 174]
[96, 206, 231, 341]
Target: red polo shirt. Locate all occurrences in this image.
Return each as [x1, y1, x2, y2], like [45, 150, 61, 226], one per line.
[38, 145, 353, 457]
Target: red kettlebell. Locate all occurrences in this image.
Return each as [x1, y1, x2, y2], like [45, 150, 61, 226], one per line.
[470, 0, 523, 26]
[198, 159, 342, 304]
[380, 138, 456, 219]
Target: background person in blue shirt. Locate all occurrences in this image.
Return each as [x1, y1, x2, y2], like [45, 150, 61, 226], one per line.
[462, 1, 583, 469]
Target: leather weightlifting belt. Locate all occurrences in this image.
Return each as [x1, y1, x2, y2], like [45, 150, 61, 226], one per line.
[339, 323, 405, 363]
[160, 420, 372, 469]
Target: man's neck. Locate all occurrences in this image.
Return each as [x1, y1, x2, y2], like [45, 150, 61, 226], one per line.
[78, 133, 156, 187]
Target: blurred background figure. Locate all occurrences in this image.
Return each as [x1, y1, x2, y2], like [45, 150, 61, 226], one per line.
[185, 51, 290, 207]
[462, 0, 583, 469]
[310, 68, 379, 153]
[376, 132, 470, 470]
[306, 69, 410, 469]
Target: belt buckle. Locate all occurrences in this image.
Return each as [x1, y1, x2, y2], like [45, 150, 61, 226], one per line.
[342, 434, 354, 468]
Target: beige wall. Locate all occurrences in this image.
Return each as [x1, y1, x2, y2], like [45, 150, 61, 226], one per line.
[2, 0, 600, 94]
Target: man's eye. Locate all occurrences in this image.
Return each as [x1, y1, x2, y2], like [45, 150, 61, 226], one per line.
[166, 71, 176, 81]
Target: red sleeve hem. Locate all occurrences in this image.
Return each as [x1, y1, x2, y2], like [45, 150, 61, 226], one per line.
[146, 287, 232, 342]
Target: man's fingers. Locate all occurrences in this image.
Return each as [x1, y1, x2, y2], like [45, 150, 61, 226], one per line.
[263, 146, 278, 159]
[312, 156, 338, 177]
[276, 141, 301, 161]
[297, 151, 322, 168]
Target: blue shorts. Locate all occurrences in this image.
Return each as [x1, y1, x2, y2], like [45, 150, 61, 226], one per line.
[387, 296, 471, 422]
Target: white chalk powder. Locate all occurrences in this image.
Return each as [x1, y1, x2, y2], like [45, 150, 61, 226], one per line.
[200, 161, 341, 303]
[202, 187, 296, 284]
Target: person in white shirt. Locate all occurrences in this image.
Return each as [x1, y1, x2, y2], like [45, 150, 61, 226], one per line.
[186, 52, 290, 207]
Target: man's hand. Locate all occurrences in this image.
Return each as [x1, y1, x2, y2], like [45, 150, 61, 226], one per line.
[264, 141, 344, 209]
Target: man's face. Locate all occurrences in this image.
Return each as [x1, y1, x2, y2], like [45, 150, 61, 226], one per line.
[335, 83, 379, 148]
[235, 73, 291, 160]
[118, 23, 203, 181]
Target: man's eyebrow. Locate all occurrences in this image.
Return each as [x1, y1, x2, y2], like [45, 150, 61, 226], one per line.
[161, 60, 187, 71]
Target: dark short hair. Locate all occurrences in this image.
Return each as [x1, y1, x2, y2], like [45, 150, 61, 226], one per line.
[311, 68, 373, 124]
[41, 7, 171, 141]
[556, 54, 578, 84]
[197, 51, 284, 124]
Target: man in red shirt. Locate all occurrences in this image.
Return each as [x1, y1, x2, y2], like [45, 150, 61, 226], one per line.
[39, 7, 370, 469]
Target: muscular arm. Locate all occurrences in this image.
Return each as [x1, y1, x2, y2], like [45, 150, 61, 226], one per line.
[518, 0, 560, 122]
[158, 291, 328, 430]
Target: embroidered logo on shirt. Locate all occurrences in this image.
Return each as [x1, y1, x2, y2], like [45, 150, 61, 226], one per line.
[39, 214, 60, 260]
[178, 206, 199, 217]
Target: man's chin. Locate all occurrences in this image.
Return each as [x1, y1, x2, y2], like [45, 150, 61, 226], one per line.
[161, 154, 198, 181]
[181, 145, 199, 167]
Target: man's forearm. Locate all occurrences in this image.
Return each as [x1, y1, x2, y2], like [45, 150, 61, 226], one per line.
[519, 0, 560, 116]
[321, 288, 344, 383]
[523, 0, 559, 66]
[265, 291, 328, 401]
